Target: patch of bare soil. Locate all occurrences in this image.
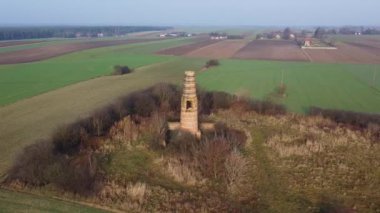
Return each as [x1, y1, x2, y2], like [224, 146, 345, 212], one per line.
[156, 39, 219, 56]
[233, 40, 309, 62]
[186, 40, 249, 59]
[0, 39, 159, 65]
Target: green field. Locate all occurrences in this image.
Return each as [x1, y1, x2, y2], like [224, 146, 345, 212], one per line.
[0, 38, 196, 106]
[197, 59, 380, 113]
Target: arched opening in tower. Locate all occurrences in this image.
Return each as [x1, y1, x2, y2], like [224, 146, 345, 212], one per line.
[186, 101, 192, 110]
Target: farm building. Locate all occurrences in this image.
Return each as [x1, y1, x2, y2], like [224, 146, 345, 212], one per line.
[304, 38, 312, 47]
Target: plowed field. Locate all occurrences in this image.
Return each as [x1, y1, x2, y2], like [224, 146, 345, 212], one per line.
[186, 40, 249, 59]
[233, 40, 309, 62]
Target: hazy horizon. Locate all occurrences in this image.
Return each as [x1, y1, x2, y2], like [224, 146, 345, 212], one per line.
[0, 0, 379, 26]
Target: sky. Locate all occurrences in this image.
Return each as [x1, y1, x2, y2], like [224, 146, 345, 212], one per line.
[0, 0, 379, 26]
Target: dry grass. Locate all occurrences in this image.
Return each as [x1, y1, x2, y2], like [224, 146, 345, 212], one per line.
[126, 182, 150, 203]
[224, 150, 248, 194]
[213, 110, 380, 211]
[163, 158, 204, 186]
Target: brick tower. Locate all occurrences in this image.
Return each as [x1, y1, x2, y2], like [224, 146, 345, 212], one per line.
[180, 71, 201, 137]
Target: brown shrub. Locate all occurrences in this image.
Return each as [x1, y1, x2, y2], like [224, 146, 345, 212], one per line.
[129, 93, 157, 117]
[213, 123, 247, 150]
[52, 124, 88, 155]
[6, 139, 103, 195]
[248, 99, 287, 115]
[196, 137, 232, 179]
[149, 83, 181, 113]
[56, 151, 101, 195]
[224, 150, 248, 194]
[167, 131, 198, 160]
[276, 84, 287, 97]
[198, 91, 235, 115]
[6, 140, 57, 186]
[309, 107, 380, 133]
[148, 113, 169, 149]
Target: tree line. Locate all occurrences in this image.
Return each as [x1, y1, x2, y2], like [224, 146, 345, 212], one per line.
[0, 26, 171, 41]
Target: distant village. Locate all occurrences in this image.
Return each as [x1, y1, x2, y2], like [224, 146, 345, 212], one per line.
[254, 26, 380, 48]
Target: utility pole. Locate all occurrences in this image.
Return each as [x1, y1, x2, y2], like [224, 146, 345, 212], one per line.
[281, 70, 285, 87]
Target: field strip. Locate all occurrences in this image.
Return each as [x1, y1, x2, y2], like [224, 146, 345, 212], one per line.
[156, 38, 218, 56]
[186, 40, 249, 59]
[0, 38, 161, 65]
[185, 41, 223, 55]
[233, 40, 309, 62]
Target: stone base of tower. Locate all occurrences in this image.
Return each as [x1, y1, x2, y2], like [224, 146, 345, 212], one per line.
[168, 122, 215, 139]
[168, 121, 201, 139]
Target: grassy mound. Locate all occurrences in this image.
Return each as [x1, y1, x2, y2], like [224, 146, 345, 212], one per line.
[3, 84, 379, 212]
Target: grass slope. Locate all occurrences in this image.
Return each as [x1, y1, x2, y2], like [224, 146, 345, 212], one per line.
[197, 59, 380, 113]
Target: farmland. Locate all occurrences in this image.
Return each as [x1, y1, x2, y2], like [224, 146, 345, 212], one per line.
[0, 31, 379, 211]
[156, 38, 218, 56]
[186, 39, 249, 59]
[0, 38, 163, 64]
[0, 34, 379, 175]
[304, 42, 380, 64]
[157, 35, 380, 64]
[234, 40, 309, 61]
[0, 38, 198, 106]
[197, 59, 380, 113]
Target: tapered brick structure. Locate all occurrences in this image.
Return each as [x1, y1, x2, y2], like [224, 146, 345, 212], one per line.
[180, 71, 201, 137]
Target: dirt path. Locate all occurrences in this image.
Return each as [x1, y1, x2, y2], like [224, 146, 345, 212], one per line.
[248, 128, 304, 212]
[214, 113, 307, 212]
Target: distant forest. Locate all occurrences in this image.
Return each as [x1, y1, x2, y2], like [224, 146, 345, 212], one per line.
[0, 26, 171, 41]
